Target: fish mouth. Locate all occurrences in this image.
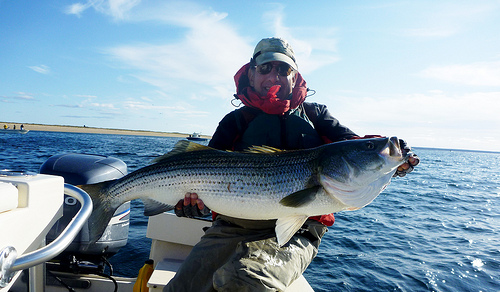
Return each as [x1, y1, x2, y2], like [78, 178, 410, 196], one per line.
[389, 136, 402, 157]
[380, 137, 403, 161]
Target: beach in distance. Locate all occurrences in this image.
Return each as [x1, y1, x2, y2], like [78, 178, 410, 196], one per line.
[1, 122, 211, 139]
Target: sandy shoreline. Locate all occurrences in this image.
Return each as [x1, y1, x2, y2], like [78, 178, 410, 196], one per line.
[1, 122, 211, 139]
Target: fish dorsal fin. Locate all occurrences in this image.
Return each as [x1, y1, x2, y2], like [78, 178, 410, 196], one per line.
[279, 185, 321, 207]
[275, 215, 309, 247]
[151, 140, 212, 163]
[243, 145, 285, 154]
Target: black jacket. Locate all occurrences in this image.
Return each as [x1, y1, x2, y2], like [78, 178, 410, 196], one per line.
[209, 102, 357, 151]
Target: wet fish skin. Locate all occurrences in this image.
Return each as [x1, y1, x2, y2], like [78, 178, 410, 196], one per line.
[81, 137, 407, 246]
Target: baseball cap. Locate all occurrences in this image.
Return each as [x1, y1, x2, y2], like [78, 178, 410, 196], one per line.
[252, 37, 298, 70]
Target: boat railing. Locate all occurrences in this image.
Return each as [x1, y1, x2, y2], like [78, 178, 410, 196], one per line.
[0, 184, 93, 288]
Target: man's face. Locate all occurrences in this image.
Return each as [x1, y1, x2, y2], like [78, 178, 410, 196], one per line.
[248, 61, 297, 100]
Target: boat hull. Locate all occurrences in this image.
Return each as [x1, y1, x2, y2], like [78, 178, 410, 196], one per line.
[186, 137, 208, 141]
[0, 129, 29, 134]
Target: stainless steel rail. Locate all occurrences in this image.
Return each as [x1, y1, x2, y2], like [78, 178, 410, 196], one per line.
[0, 184, 93, 288]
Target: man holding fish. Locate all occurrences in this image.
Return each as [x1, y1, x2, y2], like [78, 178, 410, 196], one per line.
[165, 38, 420, 291]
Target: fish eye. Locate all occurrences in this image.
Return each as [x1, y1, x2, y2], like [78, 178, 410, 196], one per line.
[366, 141, 375, 149]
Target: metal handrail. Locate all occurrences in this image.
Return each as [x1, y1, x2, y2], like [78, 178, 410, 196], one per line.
[0, 184, 93, 288]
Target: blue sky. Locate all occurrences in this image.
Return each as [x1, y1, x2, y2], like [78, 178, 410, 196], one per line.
[1, 0, 499, 152]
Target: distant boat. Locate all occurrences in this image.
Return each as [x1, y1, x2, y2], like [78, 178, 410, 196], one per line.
[0, 128, 29, 134]
[186, 132, 208, 141]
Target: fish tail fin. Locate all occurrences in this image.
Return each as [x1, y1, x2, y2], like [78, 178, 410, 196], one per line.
[78, 181, 118, 243]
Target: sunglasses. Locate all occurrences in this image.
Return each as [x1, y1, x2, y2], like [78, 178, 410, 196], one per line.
[255, 63, 294, 76]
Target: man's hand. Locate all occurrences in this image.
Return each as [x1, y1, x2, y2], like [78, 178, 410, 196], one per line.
[174, 192, 211, 218]
[394, 139, 420, 177]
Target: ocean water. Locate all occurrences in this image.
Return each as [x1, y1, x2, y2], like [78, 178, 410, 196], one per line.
[1, 131, 499, 292]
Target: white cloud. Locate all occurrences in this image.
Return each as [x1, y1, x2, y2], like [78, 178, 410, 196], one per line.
[327, 90, 500, 151]
[89, 102, 116, 109]
[0, 92, 35, 102]
[75, 96, 118, 110]
[402, 28, 458, 38]
[122, 100, 177, 110]
[65, 2, 90, 17]
[340, 90, 500, 124]
[419, 61, 500, 86]
[75, 94, 98, 98]
[28, 65, 50, 74]
[75, 1, 341, 97]
[107, 0, 141, 19]
[104, 3, 250, 96]
[356, 91, 498, 134]
[121, 100, 210, 118]
[131, 1, 227, 25]
[398, 1, 499, 39]
[65, 0, 140, 20]
[261, 3, 340, 74]
[15, 92, 35, 100]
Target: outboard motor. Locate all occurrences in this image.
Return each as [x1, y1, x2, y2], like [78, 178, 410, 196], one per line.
[40, 153, 130, 274]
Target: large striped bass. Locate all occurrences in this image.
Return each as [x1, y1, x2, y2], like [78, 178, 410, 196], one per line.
[81, 136, 409, 246]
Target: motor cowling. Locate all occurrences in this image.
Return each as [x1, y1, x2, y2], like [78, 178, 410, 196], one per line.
[40, 153, 130, 257]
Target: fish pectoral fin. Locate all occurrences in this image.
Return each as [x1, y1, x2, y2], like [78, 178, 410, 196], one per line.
[279, 186, 321, 207]
[142, 198, 174, 216]
[275, 215, 309, 247]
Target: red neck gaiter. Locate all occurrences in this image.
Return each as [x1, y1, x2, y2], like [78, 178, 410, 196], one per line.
[233, 63, 308, 115]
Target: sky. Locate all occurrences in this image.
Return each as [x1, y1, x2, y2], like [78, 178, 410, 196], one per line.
[1, 0, 500, 152]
